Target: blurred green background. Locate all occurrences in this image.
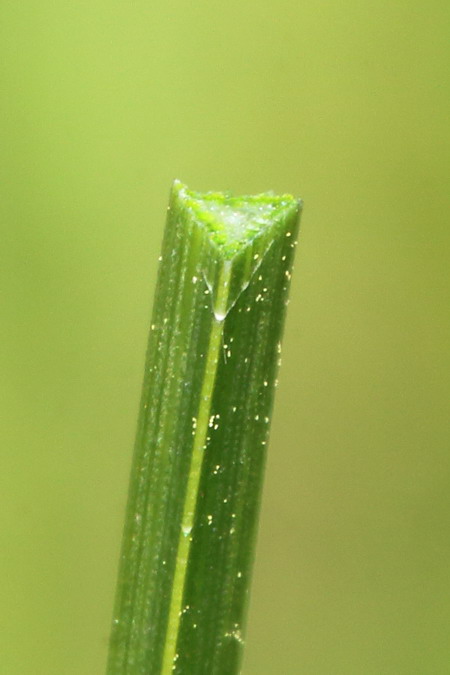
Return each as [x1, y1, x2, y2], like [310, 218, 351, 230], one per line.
[1, 1, 449, 673]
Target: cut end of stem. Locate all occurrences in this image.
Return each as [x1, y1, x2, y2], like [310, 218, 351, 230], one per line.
[172, 179, 301, 258]
[171, 180, 302, 321]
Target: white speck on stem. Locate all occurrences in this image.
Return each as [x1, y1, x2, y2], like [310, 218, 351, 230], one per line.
[224, 627, 245, 645]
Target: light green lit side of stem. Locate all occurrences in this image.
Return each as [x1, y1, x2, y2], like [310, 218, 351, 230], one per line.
[161, 263, 231, 674]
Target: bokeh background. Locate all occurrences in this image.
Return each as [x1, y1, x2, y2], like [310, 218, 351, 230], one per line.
[1, 1, 449, 673]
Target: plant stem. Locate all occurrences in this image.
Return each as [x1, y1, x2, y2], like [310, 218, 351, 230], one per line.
[107, 181, 302, 674]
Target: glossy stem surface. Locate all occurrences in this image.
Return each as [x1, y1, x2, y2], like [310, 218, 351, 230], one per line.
[107, 181, 302, 674]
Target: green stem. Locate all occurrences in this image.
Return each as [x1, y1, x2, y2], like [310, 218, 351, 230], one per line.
[107, 181, 302, 674]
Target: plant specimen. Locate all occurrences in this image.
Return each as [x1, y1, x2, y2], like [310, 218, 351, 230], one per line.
[107, 180, 302, 674]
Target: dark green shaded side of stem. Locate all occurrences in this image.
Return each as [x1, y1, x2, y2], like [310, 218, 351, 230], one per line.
[175, 228, 299, 673]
